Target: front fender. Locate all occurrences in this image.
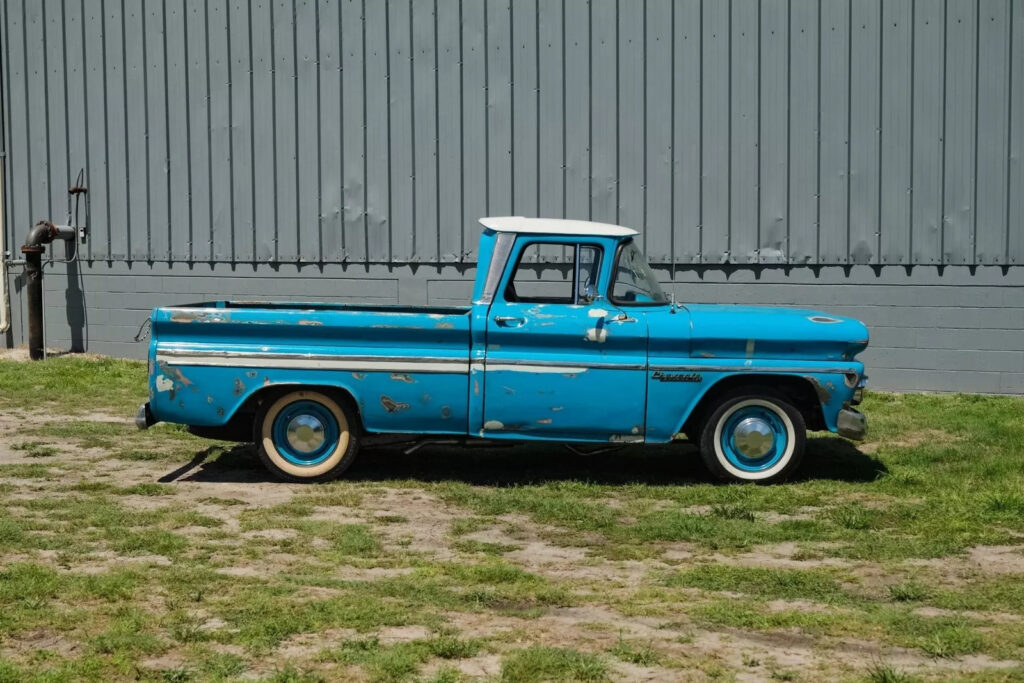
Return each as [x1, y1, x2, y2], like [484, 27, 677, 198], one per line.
[644, 361, 864, 442]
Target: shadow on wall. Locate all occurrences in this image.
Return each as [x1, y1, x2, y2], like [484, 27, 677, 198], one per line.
[163, 437, 886, 487]
[64, 243, 87, 353]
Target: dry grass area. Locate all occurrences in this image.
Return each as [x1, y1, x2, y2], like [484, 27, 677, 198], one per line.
[1, 354, 1024, 682]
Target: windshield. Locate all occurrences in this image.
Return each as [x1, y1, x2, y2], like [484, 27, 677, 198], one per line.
[610, 240, 669, 305]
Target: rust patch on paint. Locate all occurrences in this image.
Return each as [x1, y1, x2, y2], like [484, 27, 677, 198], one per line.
[297, 319, 323, 326]
[435, 321, 455, 329]
[246, 369, 258, 378]
[157, 361, 193, 387]
[537, 418, 552, 424]
[390, 373, 416, 384]
[217, 407, 225, 417]
[805, 376, 832, 403]
[473, 380, 480, 396]
[352, 372, 366, 380]
[233, 378, 246, 396]
[441, 406, 452, 419]
[157, 361, 194, 401]
[170, 310, 227, 324]
[380, 396, 411, 413]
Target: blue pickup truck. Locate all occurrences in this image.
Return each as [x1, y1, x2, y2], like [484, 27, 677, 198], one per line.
[138, 217, 868, 484]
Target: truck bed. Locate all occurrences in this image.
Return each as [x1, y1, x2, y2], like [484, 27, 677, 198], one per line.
[149, 300, 473, 432]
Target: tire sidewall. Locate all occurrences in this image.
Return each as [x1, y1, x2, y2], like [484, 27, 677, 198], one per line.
[258, 390, 357, 481]
[700, 391, 805, 483]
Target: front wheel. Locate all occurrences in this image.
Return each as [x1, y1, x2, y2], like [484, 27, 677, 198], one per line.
[699, 390, 806, 484]
[257, 390, 359, 482]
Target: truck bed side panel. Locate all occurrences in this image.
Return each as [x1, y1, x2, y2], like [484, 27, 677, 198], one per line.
[149, 306, 471, 434]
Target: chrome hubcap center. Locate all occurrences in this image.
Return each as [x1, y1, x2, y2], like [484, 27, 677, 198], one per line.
[286, 414, 326, 453]
[733, 417, 774, 458]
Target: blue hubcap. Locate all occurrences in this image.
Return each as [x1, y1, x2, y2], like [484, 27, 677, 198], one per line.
[720, 404, 788, 472]
[271, 400, 340, 466]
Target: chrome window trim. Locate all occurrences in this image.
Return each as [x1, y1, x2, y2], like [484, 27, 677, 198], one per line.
[478, 232, 515, 305]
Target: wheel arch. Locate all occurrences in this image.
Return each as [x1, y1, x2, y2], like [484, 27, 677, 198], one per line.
[235, 382, 366, 436]
[680, 373, 826, 437]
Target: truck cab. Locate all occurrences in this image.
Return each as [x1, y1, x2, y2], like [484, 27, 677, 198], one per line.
[140, 217, 869, 484]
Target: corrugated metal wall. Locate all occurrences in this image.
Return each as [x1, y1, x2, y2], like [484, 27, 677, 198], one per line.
[2, 0, 1024, 266]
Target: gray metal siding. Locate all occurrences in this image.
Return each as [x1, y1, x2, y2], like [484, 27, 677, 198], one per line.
[2, 0, 1023, 397]
[4, 0, 1024, 266]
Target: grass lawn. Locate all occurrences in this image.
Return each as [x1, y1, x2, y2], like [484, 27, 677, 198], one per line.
[1, 354, 1023, 681]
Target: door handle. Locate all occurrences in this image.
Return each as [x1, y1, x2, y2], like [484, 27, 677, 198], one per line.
[607, 312, 637, 324]
[494, 315, 526, 327]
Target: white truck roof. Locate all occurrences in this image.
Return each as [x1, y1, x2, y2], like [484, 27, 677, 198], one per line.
[479, 216, 638, 237]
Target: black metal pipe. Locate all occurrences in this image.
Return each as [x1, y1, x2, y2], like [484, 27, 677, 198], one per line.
[22, 248, 44, 360]
[21, 221, 58, 361]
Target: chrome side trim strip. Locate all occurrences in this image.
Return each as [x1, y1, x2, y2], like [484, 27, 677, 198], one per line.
[156, 349, 469, 374]
[650, 364, 851, 374]
[157, 348, 465, 364]
[486, 358, 647, 371]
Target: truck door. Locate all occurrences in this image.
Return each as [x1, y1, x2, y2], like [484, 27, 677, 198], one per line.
[482, 238, 648, 442]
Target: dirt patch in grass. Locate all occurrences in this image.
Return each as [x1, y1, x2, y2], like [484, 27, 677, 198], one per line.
[859, 428, 963, 454]
[369, 489, 461, 560]
[422, 652, 502, 679]
[966, 545, 1024, 575]
[709, 542, 854, 570]
[308, 506, 366, 524]
[276, 627, 359, 660]
[3, 629, 80, 658]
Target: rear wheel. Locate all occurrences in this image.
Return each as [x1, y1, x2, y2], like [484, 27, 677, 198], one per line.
[257, 390, 359, 482]
[699, 389, 805, 483]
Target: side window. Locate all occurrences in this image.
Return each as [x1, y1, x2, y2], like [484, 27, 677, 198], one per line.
[506, 243, 602, 304]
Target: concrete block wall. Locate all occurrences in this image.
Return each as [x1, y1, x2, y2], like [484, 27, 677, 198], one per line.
[4, 263, 1021, 394]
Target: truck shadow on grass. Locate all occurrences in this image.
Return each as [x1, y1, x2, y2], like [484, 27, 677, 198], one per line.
[173, 436, 886, 486]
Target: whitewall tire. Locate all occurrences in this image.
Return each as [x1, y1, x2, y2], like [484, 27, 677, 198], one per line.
[699, 390, 806, 484]
[257, 389, 359, 482]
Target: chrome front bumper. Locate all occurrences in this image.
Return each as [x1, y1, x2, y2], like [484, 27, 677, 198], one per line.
[837, 405, 867, 440]
[135, 402, 157, 430]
